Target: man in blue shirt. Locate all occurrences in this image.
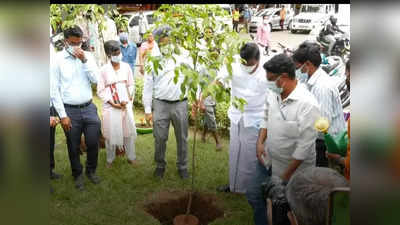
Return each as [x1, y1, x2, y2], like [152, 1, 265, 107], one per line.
[119, 32, 137, 76]
[50, 25, 101, 191]
[243, 5, 252, 33]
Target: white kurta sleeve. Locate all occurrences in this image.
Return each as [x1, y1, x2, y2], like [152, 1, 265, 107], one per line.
[142, 71, 154, 114]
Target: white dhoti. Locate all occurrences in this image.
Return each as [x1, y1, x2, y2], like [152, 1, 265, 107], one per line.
[229, 118, 259, 194]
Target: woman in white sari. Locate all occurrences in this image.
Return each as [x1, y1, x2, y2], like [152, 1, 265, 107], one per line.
[97, 40, 137, 168]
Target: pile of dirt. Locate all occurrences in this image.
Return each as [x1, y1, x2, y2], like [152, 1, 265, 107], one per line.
[144, 191, 224, 225]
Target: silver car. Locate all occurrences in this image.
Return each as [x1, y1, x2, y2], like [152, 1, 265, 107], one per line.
[250, 8, 293, 33]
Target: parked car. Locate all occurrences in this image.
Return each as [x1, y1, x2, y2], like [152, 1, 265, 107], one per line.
[249, 8, 293, 33]
[215, 4, 233, 32]
[123, 10, 157, 45]
[291, 4, 333, 34]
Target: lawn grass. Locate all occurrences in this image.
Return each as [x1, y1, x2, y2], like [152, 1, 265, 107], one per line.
[50, 96, 253, 225]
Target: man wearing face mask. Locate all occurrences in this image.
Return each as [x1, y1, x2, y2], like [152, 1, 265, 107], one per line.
[119, 32, 138, 75]
[215, 42, 269, 194]
[50, 25, 101, 191]
[142, 26, 191, 179]
[246, 54, 320, 225]
[256, 15, 271, 56]
[292, 43, 346, 167]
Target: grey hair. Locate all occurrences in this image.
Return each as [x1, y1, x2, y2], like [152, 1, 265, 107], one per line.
[152, 25, 171, 44]
[286, 167, 349, 225]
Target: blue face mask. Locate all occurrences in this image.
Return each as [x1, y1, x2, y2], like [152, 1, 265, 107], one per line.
[296, 64, 309, 83]
[266, 76, 283, 94]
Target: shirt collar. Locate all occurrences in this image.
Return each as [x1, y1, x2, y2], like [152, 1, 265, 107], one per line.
[306, 66, 323, 87]
[63, 49, 74, 59]
[283, 83, 303, 102]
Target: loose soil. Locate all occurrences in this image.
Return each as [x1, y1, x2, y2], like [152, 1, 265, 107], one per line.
[144, 190, 224, 225]
[136, 123, 152, 128]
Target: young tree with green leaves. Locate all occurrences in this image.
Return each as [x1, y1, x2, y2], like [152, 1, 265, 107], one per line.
[145, 4, 246, 218]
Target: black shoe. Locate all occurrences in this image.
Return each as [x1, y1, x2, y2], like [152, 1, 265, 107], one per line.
[74, 174, 85, 191]
[217, 184, 231, 193]
[86, 172, 101, 184]
[50, 171, 63, 180]
[153, 168, 165, 178]
[178, 169, 189, 179]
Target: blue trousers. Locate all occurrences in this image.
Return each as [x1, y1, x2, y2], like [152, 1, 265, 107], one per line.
[246, 161, 271, 225]
[64, 103, 101, 178]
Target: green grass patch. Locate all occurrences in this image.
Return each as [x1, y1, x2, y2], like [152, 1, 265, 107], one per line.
[50, 96, 253, 225]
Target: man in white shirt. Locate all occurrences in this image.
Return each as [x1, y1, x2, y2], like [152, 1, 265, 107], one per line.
[215, 42, 269, 194]
[246, 54, 320, 225]
[292, 42, 346, 167]
[142, 26, 190, 179]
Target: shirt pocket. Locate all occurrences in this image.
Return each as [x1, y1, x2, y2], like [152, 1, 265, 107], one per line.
[280, 120, 300, 139]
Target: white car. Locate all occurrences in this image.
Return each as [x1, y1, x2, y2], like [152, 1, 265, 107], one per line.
[249, 8, 274, 33]
[215, 4, 233, 32]
[249, 8, 293, 33]
[123, 11, 157, 44]
[291, 4, 333, 33]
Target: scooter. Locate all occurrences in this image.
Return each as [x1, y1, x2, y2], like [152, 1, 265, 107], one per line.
[317, 32, 350, 62]
[322, 54, 350, 108]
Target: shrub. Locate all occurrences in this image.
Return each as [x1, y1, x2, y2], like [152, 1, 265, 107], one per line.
[134, 76, 144, 109]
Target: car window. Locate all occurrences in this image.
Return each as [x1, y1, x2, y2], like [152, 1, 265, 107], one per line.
[274, 11, 280, 16]
[129, 16, 140, 27]
[146, 14, 155, 24]
[222, 7, 231, 16]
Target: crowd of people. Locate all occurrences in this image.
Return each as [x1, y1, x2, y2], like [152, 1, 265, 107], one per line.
[50, 17, 350, 224]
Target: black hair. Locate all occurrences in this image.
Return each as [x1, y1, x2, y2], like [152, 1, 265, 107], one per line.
[263, 15, 268, 19]
[63, 25, 83, 39]
[263, 53, 296, 79]
[240, 42, 260, 62]
[104, 40, 120, 56]
[292, 42, 321, 67]
[346, 59, 350, 71]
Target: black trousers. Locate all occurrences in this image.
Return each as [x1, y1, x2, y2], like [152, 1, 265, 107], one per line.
[233, 21, 239, 32]
[50, 106, 57, 174]
[64, 103, 101, 178]
[316, 139, 329, 167]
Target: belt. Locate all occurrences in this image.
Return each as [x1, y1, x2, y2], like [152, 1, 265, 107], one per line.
[155, 98, 187, 104]
[64, 100, 92, 108]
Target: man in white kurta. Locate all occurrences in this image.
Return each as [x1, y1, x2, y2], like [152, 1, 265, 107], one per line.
[216, 42, 269, 194]
[246, 54, 320, 225]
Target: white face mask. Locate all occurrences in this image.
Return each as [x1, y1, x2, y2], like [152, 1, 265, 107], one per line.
[111, 54, 122, 63]
[122, 43, 128, 48]
[241, 63, 257, 74]
[266, 76, 283, 94]
[66, 43, 82, 55]
[263, 19, 268, 24]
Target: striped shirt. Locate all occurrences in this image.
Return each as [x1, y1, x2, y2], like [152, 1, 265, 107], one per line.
[306, 67, 346, 139]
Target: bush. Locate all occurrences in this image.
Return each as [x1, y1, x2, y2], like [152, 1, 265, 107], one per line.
[134, 76, 144, 109]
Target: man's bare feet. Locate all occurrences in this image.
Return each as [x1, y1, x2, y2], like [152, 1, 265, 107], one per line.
[201, 134, 206, 143]
[216, 143, 222, 151]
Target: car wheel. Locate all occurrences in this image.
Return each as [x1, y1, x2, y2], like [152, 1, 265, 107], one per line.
[287, 21, 292, 30]
[291, 29, 297, 34]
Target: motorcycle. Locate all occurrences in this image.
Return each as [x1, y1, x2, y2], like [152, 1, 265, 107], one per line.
[321, 54, 350, 108]
[317, 32, 350, 62]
